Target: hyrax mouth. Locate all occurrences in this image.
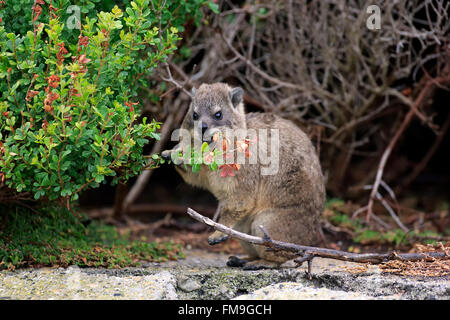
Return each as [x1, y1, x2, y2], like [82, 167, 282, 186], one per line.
[202, 136, 213, 143]
[202, 128, 221, 144]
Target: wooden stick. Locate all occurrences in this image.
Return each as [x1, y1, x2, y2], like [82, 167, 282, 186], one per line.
[187, 208, 449, 266]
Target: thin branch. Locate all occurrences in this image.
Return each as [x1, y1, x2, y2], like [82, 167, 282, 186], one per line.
[187, 208, 449, 272]
[375, 192, 409, 233]
[219, 31, 348, 111]
[160, 63, 193, 98]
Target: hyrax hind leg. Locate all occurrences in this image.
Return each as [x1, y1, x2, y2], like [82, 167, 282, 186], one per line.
[248, 207, 320, 265]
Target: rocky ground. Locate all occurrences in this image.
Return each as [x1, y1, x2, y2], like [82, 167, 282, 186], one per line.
[0, 249, 448, 300]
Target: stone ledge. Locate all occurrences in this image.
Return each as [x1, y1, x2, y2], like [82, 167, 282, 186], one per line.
[0, 250, 448, 300]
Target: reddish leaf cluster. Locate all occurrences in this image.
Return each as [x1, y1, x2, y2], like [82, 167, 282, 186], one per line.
[48, 3, 58, 19]
[41, 119, 48, 130]
[44, 87, 59, 114]
[70, 54, 91, 79]
[56, 42, 68, 65]
[78, 54, 91, 65]
[218, 164, 241, 177]
[77, 35, 89, 54]
[101, 29, 110, 48]
[69, 88, 81, 98]
[79, 35, 89, 47]
[236, 138, 254, 158]
[48, 74, 60, 88]
[125, 101, 138, 112]
[32, 0, 45, 22]
[210, 133, 256, 178]
[26, 90, 39, 102]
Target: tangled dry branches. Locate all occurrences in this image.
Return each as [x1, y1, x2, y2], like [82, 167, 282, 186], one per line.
[117, 1, 450, 225]
[162, 0, 450, 226]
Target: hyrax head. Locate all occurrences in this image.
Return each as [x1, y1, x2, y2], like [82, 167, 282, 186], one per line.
[185, 83, 246, 142]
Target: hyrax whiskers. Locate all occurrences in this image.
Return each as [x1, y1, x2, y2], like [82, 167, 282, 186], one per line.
[162, 83, 325, 268]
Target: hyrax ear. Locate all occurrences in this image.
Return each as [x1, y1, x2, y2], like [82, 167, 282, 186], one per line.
[230, 87, 243, 108]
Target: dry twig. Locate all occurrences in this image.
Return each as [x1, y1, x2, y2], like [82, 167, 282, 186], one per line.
[187, 208, 449, 277]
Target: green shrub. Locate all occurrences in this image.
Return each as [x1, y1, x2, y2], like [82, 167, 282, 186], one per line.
[0, 205, 184, 269]
[0, 0, 212, 202]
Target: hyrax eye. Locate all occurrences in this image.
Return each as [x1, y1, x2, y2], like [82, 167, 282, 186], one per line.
[214, 111, 222, 120]
[193, 112, 199, 120]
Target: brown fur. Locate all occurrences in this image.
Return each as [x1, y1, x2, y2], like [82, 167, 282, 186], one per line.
[163, 83, 325, 264]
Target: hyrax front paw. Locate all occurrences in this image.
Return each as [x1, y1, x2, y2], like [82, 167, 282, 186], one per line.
[207, 231, 229, 245]
[161, 149, 172, 161]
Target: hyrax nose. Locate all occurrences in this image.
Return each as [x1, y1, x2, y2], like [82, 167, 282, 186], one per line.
[201, 123, 208, 135]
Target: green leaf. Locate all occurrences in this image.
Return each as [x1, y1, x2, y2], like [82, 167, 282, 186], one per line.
[207, 2, 220, 14]
[201, 142, 209, 153]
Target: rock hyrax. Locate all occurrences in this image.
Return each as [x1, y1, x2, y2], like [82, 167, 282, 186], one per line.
[163, 83, 325, 268]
